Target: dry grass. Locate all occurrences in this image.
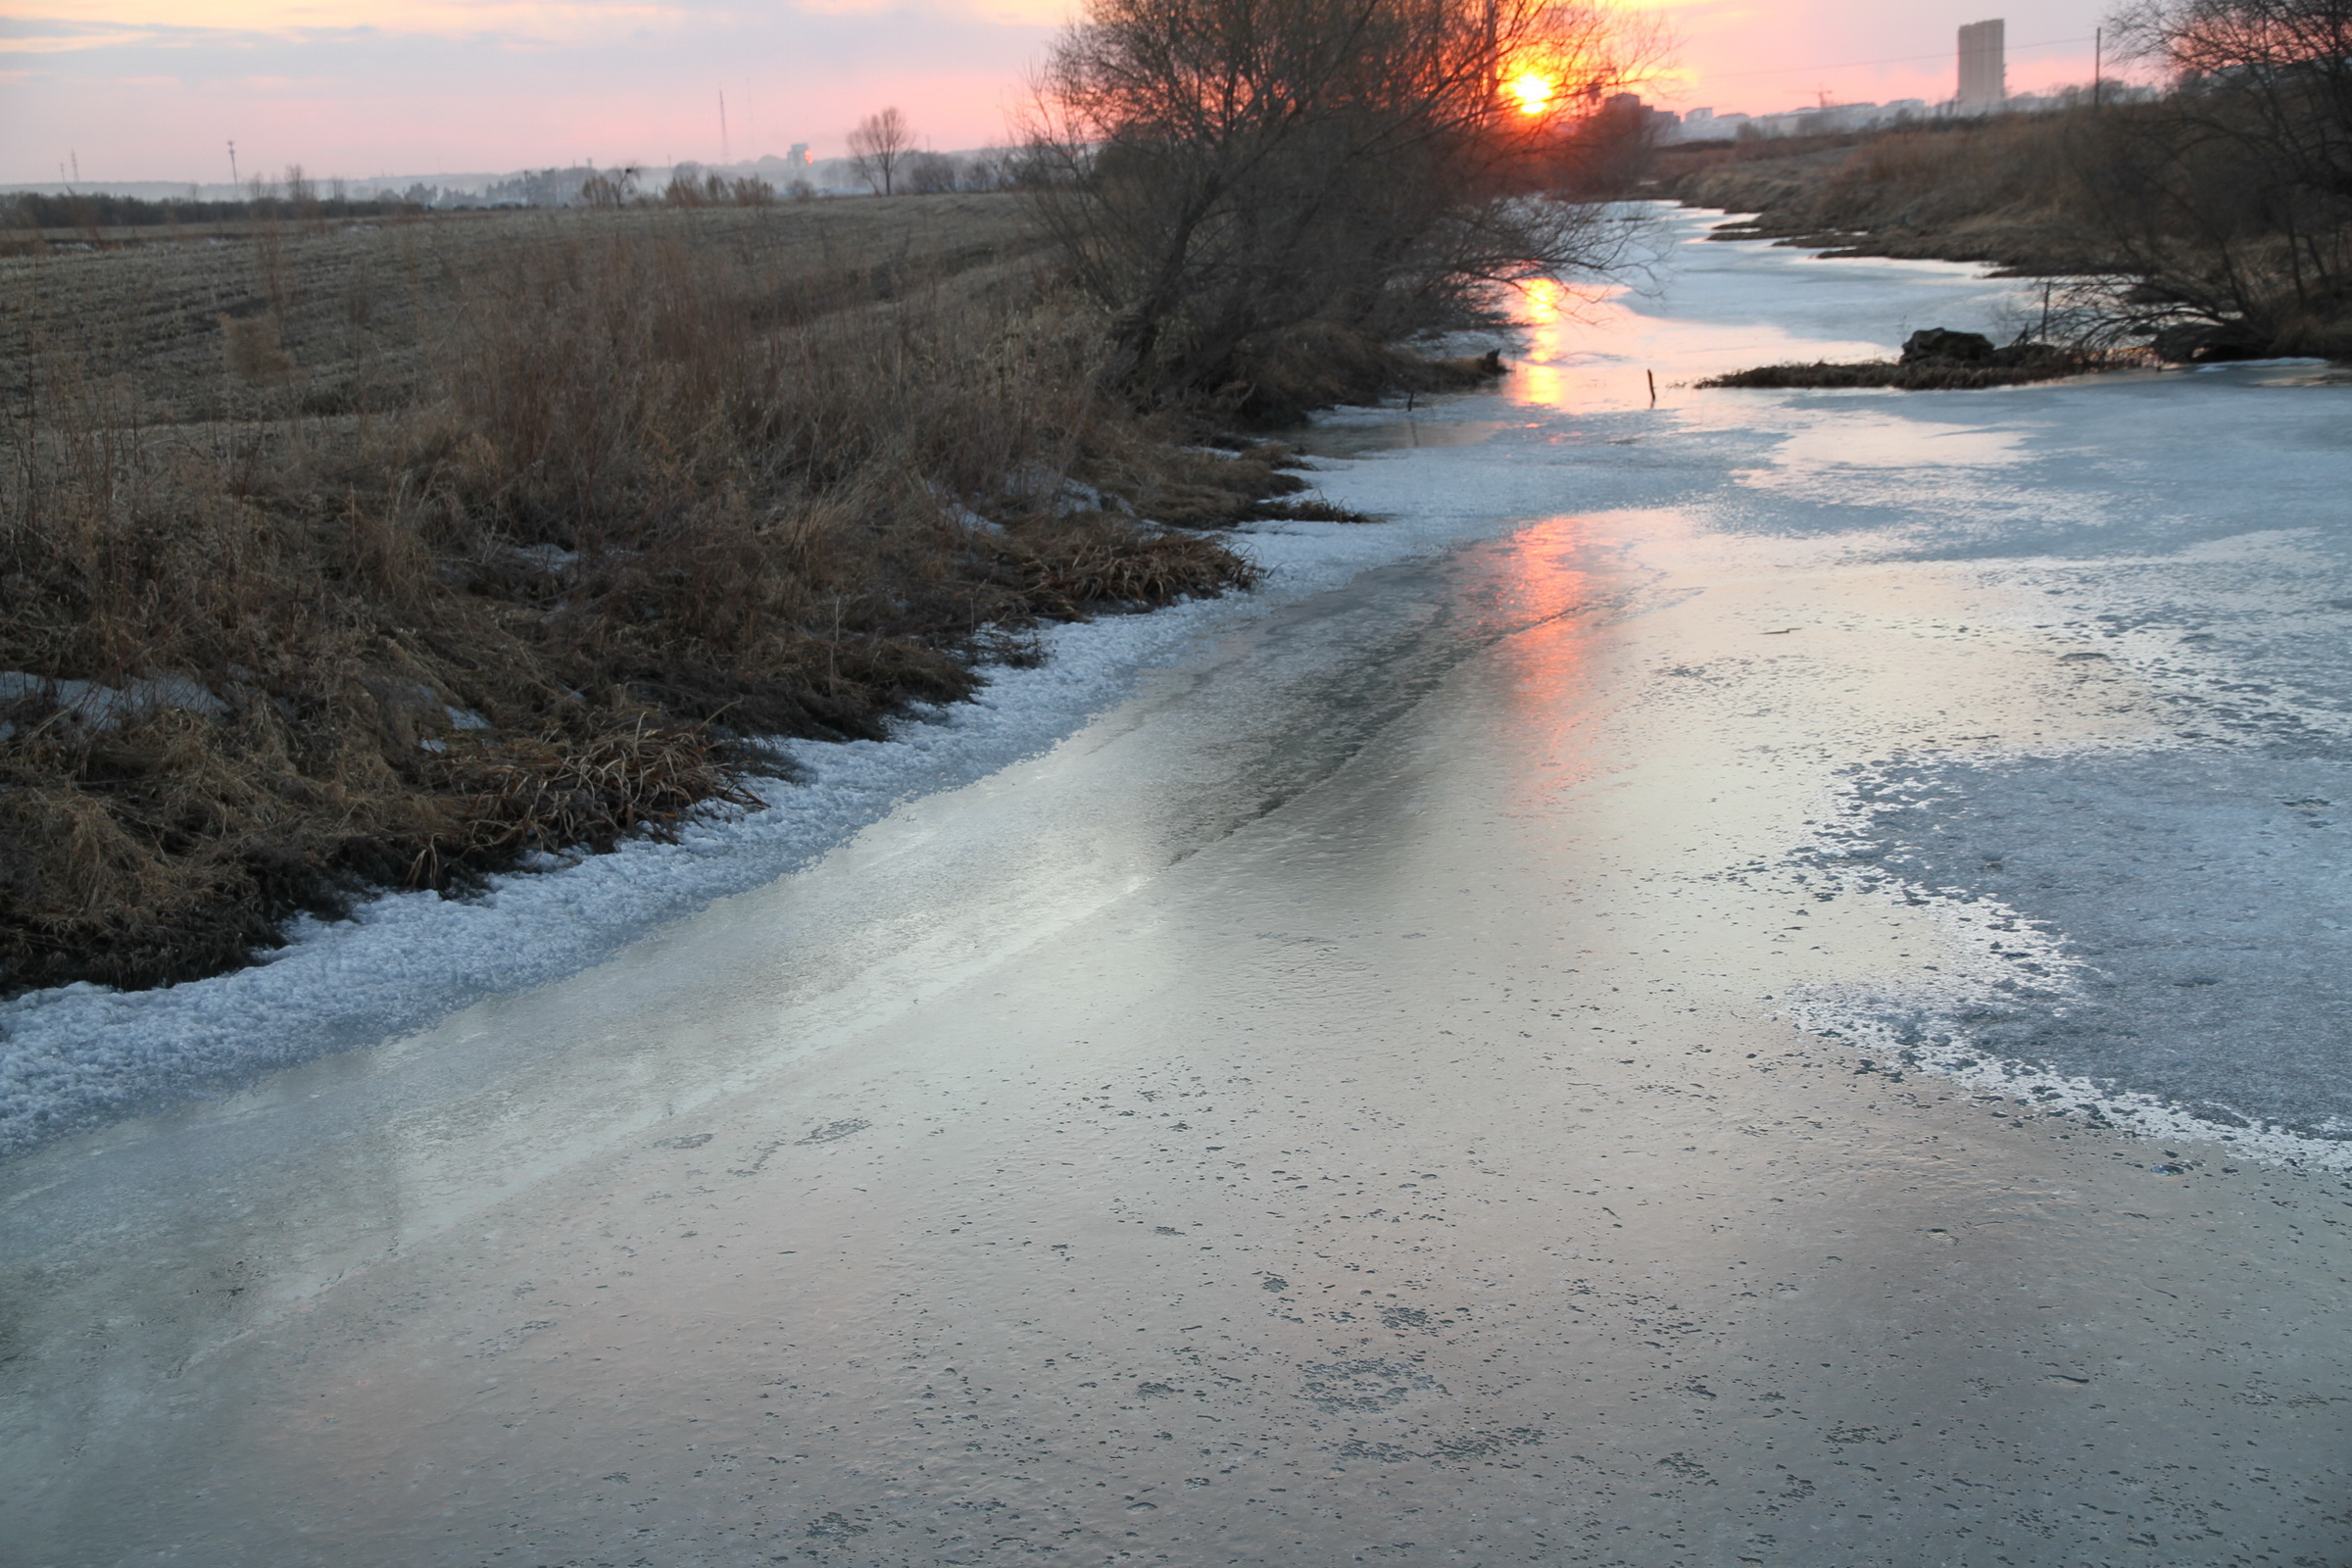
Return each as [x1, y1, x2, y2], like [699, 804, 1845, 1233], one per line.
[1661, 113, 2352, 359]
[1698, 350, 2127, 391]
[0, 197, 1049, 424]
[1, 198, 1299, 995]
[1661, 119, 2118, 276]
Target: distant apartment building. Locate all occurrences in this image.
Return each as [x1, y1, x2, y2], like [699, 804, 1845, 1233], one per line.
[1601, 92, 1684, 141]
[1666, 99, 1922, 143]
[749, 147, 817, 184]
[1958, 19, 2006, 114]
[1665, 14, 2132, 146]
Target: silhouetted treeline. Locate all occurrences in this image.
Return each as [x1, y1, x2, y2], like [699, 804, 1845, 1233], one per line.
[3, 192, 424, 230]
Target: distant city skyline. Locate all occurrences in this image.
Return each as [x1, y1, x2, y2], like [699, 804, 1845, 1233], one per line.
[3, 0, 2131, 187]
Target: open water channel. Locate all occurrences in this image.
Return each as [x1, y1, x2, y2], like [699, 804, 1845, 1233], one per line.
[4, 208, 2349, 1566]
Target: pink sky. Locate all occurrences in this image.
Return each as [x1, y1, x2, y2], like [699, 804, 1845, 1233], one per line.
[3, 0, 2127, 186]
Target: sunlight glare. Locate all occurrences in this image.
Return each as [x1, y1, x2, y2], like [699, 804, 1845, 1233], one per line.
[1506, 72, 1553, 116]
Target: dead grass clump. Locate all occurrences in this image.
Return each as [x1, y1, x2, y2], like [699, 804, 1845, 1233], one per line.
[1072, 432, 1314, 528]
[220, 314, 294, 383]
[1011, 524, 1264, 617]
[1, 704, 389, 994]
[407, 721, 759, 886]
[1237, 497, 1374, 522]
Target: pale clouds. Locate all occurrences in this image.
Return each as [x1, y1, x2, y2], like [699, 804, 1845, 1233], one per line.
[3, 0, 2129, 186]
[2, 1, 1058, 181]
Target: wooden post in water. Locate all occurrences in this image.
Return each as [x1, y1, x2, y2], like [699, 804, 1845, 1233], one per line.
[1647, 369, 1657, 406]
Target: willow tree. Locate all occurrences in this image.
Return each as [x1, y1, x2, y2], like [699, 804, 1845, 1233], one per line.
[1023, 0, 1657, 403]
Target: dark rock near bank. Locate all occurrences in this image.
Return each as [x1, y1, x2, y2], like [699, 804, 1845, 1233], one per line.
[1902, 327, 1996, 365]
[2151, 321, 2267, 364]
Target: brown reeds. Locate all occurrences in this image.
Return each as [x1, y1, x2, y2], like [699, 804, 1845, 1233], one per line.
[1665, 117, 2123, 275]
[1663, 105, 2352, 360]
[1698, 351, 2124, 391]
[0, 201, 1289, 996]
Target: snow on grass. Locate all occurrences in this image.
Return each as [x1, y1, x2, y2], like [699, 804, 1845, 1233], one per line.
[0, 472, 1539, 1157]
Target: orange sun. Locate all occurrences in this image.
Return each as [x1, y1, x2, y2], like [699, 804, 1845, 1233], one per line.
[1506, 72, 1554, 116]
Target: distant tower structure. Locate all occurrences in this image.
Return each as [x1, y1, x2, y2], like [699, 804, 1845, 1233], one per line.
[1957, 19, 2006, 114]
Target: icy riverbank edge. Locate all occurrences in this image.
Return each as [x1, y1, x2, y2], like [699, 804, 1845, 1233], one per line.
[0, 469, 1539, 1157]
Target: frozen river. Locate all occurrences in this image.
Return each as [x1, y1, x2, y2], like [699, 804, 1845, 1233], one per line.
[5, 210, 2350, 1566]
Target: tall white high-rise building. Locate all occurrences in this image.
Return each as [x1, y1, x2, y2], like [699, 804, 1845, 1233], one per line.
[1958, 19, 2006, 113]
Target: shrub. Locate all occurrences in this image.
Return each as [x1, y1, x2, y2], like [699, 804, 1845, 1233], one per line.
[1022, 0, 1657, 405]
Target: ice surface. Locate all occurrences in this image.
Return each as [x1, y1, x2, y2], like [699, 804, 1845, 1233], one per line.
[1813, 749, 2352, 1135]
[1293, 222, 2352, 1161]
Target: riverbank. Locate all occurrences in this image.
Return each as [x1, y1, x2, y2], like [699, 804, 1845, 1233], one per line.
[0, 411, 1531, 1158]
[2, 196, 1506, 1002]
[1657, 123, 2103, 274]
[1659, 113, 2352, 363]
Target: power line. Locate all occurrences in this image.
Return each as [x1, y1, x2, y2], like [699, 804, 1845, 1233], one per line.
[1690, 34, 2098, 83]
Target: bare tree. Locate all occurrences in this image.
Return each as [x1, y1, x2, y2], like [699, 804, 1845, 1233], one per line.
[958, 146, 1021, 189]
[1022, 0, 1659, 403]
[2091, 0, 2352, 352]
[2114, 0, 2352, 194]
[847, 107, 915, 195]
[905, 151, 959, 194]
[579, 168, 640, 208]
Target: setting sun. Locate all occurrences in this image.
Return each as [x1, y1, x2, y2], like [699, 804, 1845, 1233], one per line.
[1506, 71, 1555, 115]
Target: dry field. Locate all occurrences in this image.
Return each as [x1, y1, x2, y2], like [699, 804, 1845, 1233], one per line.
[3, 195, 1309, 996]
[3, 195, 1047, 422]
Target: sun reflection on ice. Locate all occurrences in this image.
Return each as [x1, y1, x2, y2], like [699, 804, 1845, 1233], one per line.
[1480, 514, 1614, 800]
[1492, 514, 1597, 629]
[1499, 254, 1923, 417]
[1505, 276, 1640, 412]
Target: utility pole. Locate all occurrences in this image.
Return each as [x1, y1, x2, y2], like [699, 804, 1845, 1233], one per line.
[719, 87, 731, 165]
[2092, 27, 2103, 111]
[227, 139, 239, 188]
